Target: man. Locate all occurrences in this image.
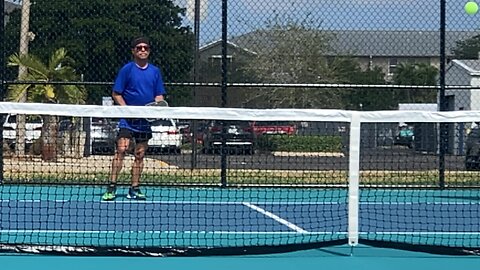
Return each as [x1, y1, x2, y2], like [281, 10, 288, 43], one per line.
[102, 36, 166, 201]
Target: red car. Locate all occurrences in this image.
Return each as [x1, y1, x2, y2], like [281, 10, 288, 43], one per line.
[250, 121, 297, 136]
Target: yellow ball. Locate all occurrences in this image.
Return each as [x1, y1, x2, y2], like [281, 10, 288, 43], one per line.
[465, 1, 479, 15]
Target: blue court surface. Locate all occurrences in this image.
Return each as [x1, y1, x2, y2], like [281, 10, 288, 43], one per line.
[1, 186, 480, 269]
[1, 185, 480, 249]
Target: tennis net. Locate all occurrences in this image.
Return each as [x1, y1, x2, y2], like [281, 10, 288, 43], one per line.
[0, 102, 479, 256]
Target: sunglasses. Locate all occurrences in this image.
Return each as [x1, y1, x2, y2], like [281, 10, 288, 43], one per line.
[135, 45, 150, 51]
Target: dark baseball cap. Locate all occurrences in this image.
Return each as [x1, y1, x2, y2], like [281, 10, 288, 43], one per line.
[131, 36, 150, 48]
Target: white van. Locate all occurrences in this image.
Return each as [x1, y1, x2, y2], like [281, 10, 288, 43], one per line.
[3, 114, 43, 148]
[149, 119, 182, 154]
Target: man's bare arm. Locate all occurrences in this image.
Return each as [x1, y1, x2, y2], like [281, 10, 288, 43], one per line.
[112, 91, 127, 106]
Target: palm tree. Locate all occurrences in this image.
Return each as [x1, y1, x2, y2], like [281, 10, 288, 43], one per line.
[7, 48, 87, 161]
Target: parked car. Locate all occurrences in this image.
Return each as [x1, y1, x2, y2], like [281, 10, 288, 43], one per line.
[58, 117, 117, 155]
[175, 120, 197, 144]
[250, 121, 297, 136]
[465, 124, 480, 170]
[3, 114, 43, 150]
[149, 118, 182, 154]
[89, 118, 117, 155]
[176, 120, 191, 134]
[202, 120, 255, 155]
[180, 120, 210, 145]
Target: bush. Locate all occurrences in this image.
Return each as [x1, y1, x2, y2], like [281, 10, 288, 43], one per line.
[256, 135, 343, 152]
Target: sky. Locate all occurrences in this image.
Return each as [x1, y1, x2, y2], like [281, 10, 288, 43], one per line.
[6, 0, 480, 45]
[174, 0, 480, 44]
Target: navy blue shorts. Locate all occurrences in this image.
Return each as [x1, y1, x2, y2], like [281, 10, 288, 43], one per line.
[116, 128, 152, 144]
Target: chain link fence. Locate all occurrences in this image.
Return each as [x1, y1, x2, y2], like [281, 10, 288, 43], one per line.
[1, 0, 479, 108]
[2, 0, 480, 171]
[4, 1, 480, 255]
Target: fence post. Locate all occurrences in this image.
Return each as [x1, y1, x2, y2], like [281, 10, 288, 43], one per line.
[220, 0, 228, 187]
[190, 0, 201, 170]
[438, 0, 447, 189]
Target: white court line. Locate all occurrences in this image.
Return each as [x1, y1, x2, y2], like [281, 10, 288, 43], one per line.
[1, 199, 479, 205]
[360, 202, 480, 205]
[242, 202, 308, 233]
[0, 199, 346, 205]
[363, 232, 480, 235]
[99, 200, 345, 205]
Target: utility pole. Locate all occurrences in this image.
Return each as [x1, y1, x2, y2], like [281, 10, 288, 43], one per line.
[16, 0, 32, 156]
[0, 0, 5, 183]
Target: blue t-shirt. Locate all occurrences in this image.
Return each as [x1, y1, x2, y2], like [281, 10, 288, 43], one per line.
[113, 62, 166, 132]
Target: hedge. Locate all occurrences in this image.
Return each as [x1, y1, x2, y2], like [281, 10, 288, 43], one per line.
[256, 135, 343, 152]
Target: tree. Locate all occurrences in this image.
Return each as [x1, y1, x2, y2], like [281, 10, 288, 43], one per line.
[194, 43, 255, 107]
[239, 15, 375, 109]
[8, 48, 87, 160]
[5, 0, 194, 104]
[344, 66, 391, 110]
[452, 35, 480, 59]
[392, 63, 438, 104]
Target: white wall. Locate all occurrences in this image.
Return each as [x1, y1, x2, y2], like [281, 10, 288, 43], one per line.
[445, 63, 472, 110]
[398, 103, 437, 111]
[470, 77, 480, 110]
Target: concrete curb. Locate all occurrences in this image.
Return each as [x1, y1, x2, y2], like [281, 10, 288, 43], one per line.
[272, 151, 345, 157]
[181, 149, 345, 157]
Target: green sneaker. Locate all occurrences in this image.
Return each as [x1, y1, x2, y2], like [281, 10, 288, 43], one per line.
[102, 191, 116, 201]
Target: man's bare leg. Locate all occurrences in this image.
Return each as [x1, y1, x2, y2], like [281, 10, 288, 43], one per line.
[102, 137, 130, 201]
[127, 141, 148, 200]
[110, 137, 130, 183]
[131, 141, 148, 187]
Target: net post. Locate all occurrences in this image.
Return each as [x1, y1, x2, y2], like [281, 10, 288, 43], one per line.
[348, 112, 361, 248]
